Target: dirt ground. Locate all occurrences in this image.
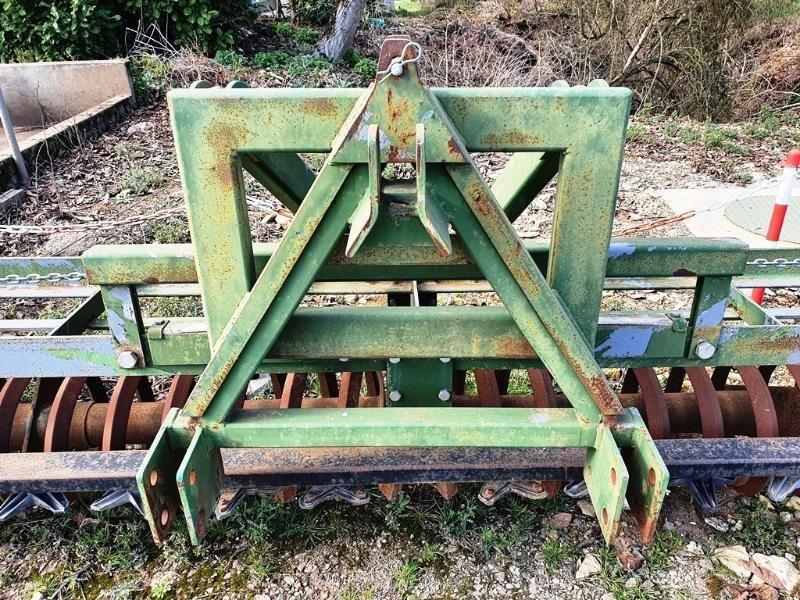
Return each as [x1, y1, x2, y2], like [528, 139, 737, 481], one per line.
[1, 61, 800, 600]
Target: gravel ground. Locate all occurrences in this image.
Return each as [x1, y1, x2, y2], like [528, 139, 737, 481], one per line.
[1, 93, 800, 600]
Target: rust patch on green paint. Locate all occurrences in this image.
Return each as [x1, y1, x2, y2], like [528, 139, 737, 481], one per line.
[302, 97, 338, 117]
[481, 131, 543, 148]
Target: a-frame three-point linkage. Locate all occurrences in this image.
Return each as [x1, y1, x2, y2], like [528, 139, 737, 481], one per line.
[137, 37, 668, 546]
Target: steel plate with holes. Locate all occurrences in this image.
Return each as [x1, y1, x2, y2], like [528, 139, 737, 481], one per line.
[724, 194, 800, 244]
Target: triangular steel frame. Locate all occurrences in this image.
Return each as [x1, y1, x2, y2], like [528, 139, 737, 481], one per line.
[137, 37, 667, 548]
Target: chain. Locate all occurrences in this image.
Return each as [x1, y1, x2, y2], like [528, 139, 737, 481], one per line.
[0, 271, 86, 285]
[746, 258, 800, 268]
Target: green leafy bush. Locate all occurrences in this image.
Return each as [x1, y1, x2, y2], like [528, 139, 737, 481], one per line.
[292, 26, 318, 44]
[0, 0, 254, 62]
[273, 21, 296, 37]
[271, 21, 318, 44]
[294, 0, 336, 26]
[253, 50, 291, 69]
[286, 54, 330, 77]
[214, 49, 247, 69]
[353, 57, 377, 80]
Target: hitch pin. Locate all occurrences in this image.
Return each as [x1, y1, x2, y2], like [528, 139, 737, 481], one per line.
[377, 42, 423, 84]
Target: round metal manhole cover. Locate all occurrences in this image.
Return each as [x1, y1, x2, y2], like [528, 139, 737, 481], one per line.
[724, 194, 800, 243]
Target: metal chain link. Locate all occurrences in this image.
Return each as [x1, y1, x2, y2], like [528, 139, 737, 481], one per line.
[746, 258, 800, 268]
[0, 271, 86, 285]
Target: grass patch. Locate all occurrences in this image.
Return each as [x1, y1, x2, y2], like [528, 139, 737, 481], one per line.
[123, 167, 166, 195]
[644, 530, 683, 570]
[273, 22, 318, 44]
[214, 49, 248, 70]
[478, 524, 511, 557]
[703, 123, 745, 153]
[418, 542, 441, 566]
[142, 216, 190, 244]
[597, 546, 663, 599]
[677, 126, 701, 144]
[384, 492, 411, 531]
[395, 0, 424, 14]
[340, 584, 377, 600]
[1, 502, 154, 597]
[721, 497, 789, 554]
[626, 123, 647, 142]
[140, 296, 203, 318]
[254, 50, 292, 70]
[394, 560, 421, 594]
[541, 537, 581, 572]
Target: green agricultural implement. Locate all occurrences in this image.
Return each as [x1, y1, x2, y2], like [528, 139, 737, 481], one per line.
[2, 37, 800, 547]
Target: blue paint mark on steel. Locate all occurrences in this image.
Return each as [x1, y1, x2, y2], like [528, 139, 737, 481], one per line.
[594, 327, 653, 358]
[789, 348, 800, 365]
[0, 257, 82, 274]
[107, 286, 135, 344]
[0, 337, 119, 377]
[608, 243, 636, 259]
[696, 299, 727, 329]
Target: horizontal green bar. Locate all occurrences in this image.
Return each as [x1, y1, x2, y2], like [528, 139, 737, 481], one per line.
[197, 407, 597, 448]
[81, 237, 750, 285]
[145, 307, 685, 365]
[0, 319, 797, 378]
[167, 86, 631, 154]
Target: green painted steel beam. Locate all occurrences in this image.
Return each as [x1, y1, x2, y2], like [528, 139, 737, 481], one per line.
[728, 286, 782, 326]
[2, 318, 798, 379]
[80, 237, 751, 285]
[240, 152, 316, 213]
[441, 160, 620, 420]
[491, 152, 560, 222]
[190, 407, 598, 448]
[612, 409, 669, 544]
[180, 163, 362, 423]
[165, 86, 633, 154]
[585, 423, 628, 543]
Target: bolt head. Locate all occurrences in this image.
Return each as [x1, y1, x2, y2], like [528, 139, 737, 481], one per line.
[438, 389, 451, 402]
[439, 357, 451, 363]
[694, 340, 716, 360]
[388, 389, 402, 402]
[388, 357, 401, 364]
[390, 61, 404, 77]
[117, 350, 138, 369]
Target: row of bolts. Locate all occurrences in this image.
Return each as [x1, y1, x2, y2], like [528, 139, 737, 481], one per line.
[115, 350, 454, 402]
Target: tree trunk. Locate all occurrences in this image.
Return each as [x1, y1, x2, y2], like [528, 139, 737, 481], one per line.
[318, 0, 367, 60]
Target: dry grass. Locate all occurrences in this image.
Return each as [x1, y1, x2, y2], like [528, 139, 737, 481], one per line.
[358, 1, 800, 119]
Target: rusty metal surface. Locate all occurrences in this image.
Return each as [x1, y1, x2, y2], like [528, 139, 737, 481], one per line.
[9, 384, 800, 453]
[630, 368, 671, 440]
[733, 366, 779, 496]
[44, 377, 87, 452]
[103, 377, 142, 451]
[4, 438, 800, 494]
[0, 378, 29, 451]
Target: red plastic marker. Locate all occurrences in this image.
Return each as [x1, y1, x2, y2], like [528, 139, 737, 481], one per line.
[751, 149, 800, 305]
